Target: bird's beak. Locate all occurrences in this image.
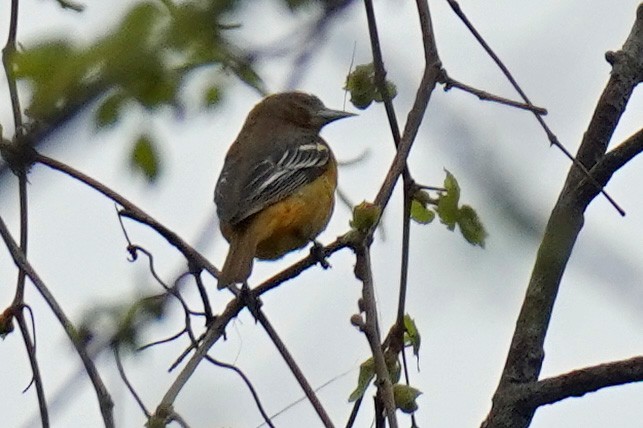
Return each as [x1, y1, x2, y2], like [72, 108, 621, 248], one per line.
[317, 108, 357, 125]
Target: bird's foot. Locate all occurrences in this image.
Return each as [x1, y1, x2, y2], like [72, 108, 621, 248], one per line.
[310, 240, 331, 269]
[239, 282, 262, 321]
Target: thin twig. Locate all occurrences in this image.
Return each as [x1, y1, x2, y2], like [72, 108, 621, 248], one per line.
[445, 0, 624, 216]
[439, 71, 548, 114]
[359, 1, 442, 425]
[363, 0, 402, 147]
[353, 238, 397, 428]
[205, 356, 275, 428]
[258, 366, 356, 428]
[344, 396, 363, 428]
[373, 3, 441, 210]
[154, 236, 351, 422]
[588, 128, 643, 185]
[483, 5, 643, 427]
[35, 153, 220, 280]
[2, 2, 50, 424]
[113, 345, 151, 418]
[137, 330, 187, 352]
[3, 0, 22, 132]
[398, 184, 417, 428]
[253, 309, 335, 427]
[190, 267, 214, 323]
[16, 311, 50, 427]
[54, 0, 85, 12]
[155, 298, 245, 418]
[0, 216, 115, 427]
[343, 40, 358, 111]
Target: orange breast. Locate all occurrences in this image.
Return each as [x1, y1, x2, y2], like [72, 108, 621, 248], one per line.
[251, 164, 337, 260]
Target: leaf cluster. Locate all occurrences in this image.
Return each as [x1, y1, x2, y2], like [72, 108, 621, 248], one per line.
[349, 314, 422, 414]
[10, 0, 264, 181]
[344, 63, 398, 110]
[411, 170, 488, 247]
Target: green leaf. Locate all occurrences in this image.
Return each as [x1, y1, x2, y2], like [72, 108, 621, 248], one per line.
[95, 92, 125, 128]
[12, 41, 94, 121]
[345, 63, 376, 109]
[13, 0, 265, 126]
[130, 134, 161, 182]
[348, 357, 375, 402]
[203, 85, 222, 108]
[403, 314, 421, 357]
[457, 205, 488, 248]
[393, 384, 422, 414]
[410, 199, 435, 225]
[436, 169, 460, 230]
[350, 201, 381, 232]
[372, 80, 398, 103]
[344, 62, 398, 110]
[229, 60, 265, 94]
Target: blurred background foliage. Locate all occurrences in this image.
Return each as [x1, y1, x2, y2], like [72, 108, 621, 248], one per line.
[9, 0, 346, 181]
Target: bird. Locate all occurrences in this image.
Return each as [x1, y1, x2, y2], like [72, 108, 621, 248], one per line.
[214, 92, 355, 289]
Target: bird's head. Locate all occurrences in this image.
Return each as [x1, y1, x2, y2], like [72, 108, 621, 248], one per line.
[253, 92, 355, 131]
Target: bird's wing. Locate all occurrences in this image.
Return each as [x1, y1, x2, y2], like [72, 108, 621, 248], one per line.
[215, 135, 331, 225]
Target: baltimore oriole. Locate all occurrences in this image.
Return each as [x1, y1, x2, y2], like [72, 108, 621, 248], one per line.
[214, 92, 354, 289]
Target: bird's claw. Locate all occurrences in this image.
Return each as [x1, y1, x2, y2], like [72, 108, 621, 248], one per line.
[311, 241, 331, 269]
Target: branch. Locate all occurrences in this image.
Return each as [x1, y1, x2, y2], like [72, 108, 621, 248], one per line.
[363, 0, 402, 147]
[355, 2, 441, 424]
[372, 18, 441, 209]
[438, 71, 548, 114]
[254, 309, 335, 427]
[581, 127, 643, 194]
[0, 216, 115, 427]
[353, 237, 398, 428]
[15, 310, 49, 427]
[113, 345, 150, 419]
[390, 0, 440, 324]
[152, 236, 351, 426]
[205, 356, 275, 428]
[483, 5, 643, 428]
[153, 297, 244, 421]
[3, 0, 22, 132]
[254, 236, 350, 295]
[525, 356, 643, 408]
[33, 153, 220, 280]
[445, 0, 625, 216]
[35, 150, 346, 425]
[2, 2, 51, 424]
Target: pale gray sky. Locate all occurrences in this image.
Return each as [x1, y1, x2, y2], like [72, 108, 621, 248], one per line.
[0, 1, 642, 427]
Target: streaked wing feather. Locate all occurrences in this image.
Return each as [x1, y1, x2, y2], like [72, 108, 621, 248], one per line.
[232, 141, 330, 223]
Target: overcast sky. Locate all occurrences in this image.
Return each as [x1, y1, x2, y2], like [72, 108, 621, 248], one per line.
[1, 1, 642, 427]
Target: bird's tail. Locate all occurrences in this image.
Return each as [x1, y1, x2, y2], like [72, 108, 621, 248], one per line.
[218, 230, 257, 289]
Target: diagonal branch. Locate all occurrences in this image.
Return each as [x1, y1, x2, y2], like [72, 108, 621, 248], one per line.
[524, 356, 643, 408]
[33, 149, 347, 426]
[205, 356, 275, 428]
[356, 1, 442, 425]
[353, 237, 397, 428]
[0, 216, 115, 427]
[254, 310, 334, 427]
[483, 5, 643, 428]
[438, 71, 548, 114]
[3, 1, 50, 424]
[445, 0, 625, 216]
[581, 127, 643, 193]
[33, 153, 221, 279]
